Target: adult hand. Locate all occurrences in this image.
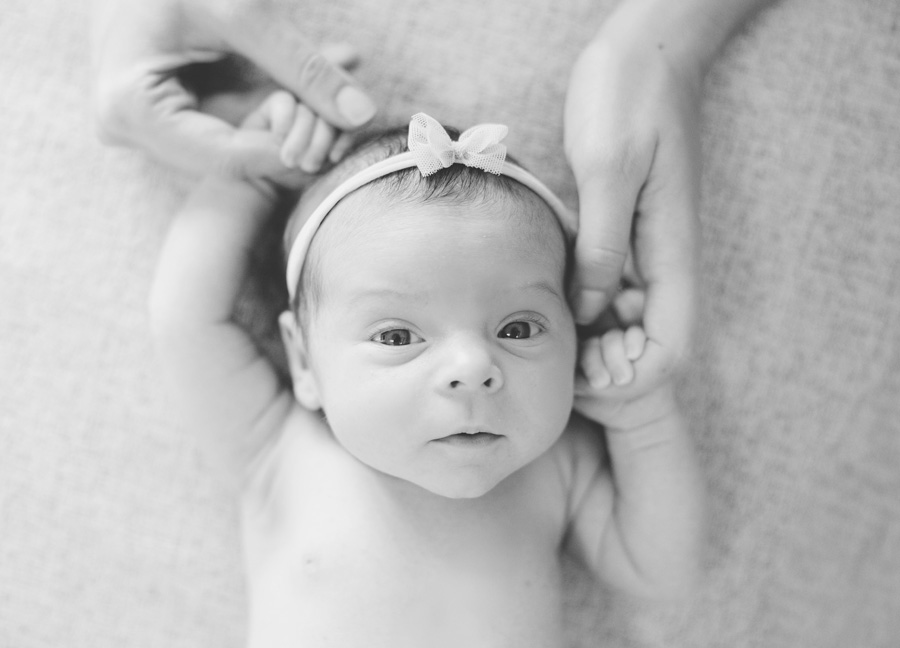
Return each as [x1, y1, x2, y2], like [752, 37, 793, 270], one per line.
[565, 14, 701, 389]
[91, 0, 378, 178]
[565, 0, 772, 390]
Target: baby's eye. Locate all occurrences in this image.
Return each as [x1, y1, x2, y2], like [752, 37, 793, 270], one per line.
[498, 320, 542, 340]
[376, 328, 419, 346]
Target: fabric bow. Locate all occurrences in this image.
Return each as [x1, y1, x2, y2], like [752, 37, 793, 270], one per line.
[407, 112, 508, 176]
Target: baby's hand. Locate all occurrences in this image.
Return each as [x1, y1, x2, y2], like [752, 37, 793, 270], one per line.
[578, 285, 647, 386]
[579, 324, 646, 389]
[574, 284, 679, 429]
[241, 90, 354, 188]
[578, 284, 647, 389]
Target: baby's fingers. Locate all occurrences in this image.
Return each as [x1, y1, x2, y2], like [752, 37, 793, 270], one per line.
[281, 107, 346, 173]
[280, 105, 316, 168]
[624, 325, 647, 361]
[580, 336, 611, 390]
[579, 327, 646, 393]
[329, 131, 355, 163]
[612, 287, 645, 327]
[299, 118, 340, 173]
[600, 330, 633, 386]
[242, 90, 297, 135]
[265, 91, 299, 139]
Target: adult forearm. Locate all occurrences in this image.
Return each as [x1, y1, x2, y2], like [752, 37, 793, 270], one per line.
[605, 0, 776, 73]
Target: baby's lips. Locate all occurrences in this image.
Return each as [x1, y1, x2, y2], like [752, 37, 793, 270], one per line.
[449, 425, 497, 437]
[433, 423, 500, 441]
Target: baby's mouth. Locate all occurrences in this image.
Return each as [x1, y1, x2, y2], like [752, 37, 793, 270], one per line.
[434, 429, 503, 447]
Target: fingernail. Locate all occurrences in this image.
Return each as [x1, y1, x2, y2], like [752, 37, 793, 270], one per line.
[329, 144, 348, 164]
[336, 86, 376, 126]
[625, 338, 642, 361]
[589, 370, 611, 390]
[624, 326, 646, 360]
[575, 289, 608, 324]
[299, 155, 321, 174]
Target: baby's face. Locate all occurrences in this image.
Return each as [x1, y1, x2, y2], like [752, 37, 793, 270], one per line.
[296, 190, 576, 498]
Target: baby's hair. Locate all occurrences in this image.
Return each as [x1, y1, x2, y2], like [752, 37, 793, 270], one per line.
[284, 125, 572, 323]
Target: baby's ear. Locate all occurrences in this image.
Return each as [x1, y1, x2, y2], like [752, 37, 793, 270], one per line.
[278, 311, 322, 410]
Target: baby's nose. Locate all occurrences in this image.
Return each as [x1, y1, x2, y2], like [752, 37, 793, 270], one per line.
[447, 370, 502, 392]
[437, 338, 504, 395]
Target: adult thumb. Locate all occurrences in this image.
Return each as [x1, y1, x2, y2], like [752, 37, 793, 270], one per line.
[220, 11, 377, 130]
[142, 102, 288, 179]
[570, 158, 647, 325]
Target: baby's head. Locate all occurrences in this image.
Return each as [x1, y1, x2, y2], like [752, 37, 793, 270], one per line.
[279, 114, 578, 499]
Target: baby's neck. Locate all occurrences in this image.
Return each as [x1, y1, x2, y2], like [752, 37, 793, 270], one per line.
[354, 462, 533, 538]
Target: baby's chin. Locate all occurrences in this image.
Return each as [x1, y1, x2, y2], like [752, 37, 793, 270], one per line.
[398, 466, 516, 500]
[420, 478, 502, 500]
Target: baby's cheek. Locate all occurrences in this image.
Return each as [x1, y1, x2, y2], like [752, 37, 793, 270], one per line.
[545, 369, 576, 425]
[521, 354, 576, 431]
[550, 344, 578, 414]
[323, 378, 410, 465]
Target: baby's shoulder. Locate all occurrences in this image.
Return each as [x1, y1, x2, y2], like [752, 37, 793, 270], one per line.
[241, 400, 348, 503]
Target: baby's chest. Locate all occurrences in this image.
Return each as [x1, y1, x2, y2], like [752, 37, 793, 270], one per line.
[241, 443, 568, 647]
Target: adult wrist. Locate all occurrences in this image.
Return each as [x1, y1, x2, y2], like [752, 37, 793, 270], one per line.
[599, 0, 769, 78]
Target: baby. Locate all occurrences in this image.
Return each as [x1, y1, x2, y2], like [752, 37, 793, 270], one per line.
[150, 92, 705, 647]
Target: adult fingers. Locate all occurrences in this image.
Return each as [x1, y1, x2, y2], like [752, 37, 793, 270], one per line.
[92, 3, 276, 176]
[135, 75, 287, 179]
[569, 140, 654, 325]
[213, 4, 376, 130]
[318, 42, 361, 71]
[577, 130, 698, 403]
[594, 180, 697, 401]
[632, 123, 700, 364]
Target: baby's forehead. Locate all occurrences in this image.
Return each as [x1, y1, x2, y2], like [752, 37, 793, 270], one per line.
[332, 184, 561, 243]
[316, 191, 565, 284]
[304, 191, 570, 304]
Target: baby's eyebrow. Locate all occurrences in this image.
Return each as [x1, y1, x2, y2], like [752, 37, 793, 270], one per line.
[345, 287, 429, 304]
[343, 281, 567, 309]
[352, 282, 563, 299]
[519, 280, 567, 305]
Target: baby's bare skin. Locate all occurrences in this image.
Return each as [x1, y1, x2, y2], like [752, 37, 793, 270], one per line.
[150, 100, 703, 647]
[242, 400, 600, 648]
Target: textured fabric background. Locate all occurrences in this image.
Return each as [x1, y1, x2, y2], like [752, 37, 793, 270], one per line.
[1, 0, 899, 646]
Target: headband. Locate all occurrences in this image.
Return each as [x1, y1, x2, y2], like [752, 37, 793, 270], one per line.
[285, 112, 577, 301]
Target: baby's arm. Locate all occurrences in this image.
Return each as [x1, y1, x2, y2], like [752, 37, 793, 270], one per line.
[565, 288, 706, 600]
[149, 92, 341, 486]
